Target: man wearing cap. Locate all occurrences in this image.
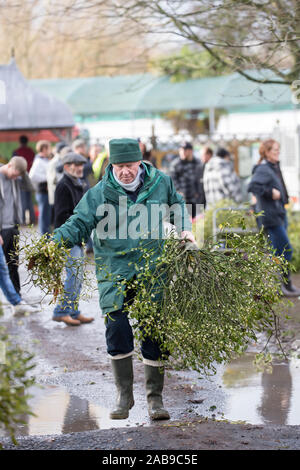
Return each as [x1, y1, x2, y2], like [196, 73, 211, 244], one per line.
[72, 138, 93, 188]
[52, 152, 94, 326]
[169, 141, 205, 218]
[48, 138, 195, 420]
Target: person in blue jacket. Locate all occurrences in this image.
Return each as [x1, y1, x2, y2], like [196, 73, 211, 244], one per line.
[248, 139, 300, 297]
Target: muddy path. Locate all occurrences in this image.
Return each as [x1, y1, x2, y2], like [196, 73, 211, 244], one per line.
[1, 256, 300, 450]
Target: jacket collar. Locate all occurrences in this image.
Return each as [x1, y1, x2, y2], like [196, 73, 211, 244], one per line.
[63, 171, 85, 189]
[266, 160, 280, 170]
[102, 161, 160, 204]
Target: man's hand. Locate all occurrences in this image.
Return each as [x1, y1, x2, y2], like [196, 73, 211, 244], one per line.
[272, 188, 281, 200]
[181, 230, 196, 244]
[0, 235, 3, 246]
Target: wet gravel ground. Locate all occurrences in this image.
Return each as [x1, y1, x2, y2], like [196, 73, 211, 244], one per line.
[2, 411, 300, 450]
[2, 419, 300, 450]
[1, 236, 300, 451]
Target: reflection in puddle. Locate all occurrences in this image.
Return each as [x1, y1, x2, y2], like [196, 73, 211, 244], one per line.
[2, 354, 300, 438]
[0, 384, 147, 438]
[222, 354, 300, 425]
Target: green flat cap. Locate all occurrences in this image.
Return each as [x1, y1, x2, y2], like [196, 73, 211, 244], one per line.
[109, 138, 142, 164]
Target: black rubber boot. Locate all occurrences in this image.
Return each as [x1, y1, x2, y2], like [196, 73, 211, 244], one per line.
[282, 270, 300, 297]
[144, 364, 170, 420]
[109, 356, 134, 419]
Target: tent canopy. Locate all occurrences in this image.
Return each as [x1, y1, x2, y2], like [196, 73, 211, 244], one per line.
[0, 59, 74, 131]
[30, 70, 297, 119]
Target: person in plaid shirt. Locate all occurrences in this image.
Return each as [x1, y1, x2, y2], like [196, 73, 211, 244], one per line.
[203, 147, 242, 208]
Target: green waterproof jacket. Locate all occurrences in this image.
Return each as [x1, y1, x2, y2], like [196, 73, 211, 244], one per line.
[53, 162, 191, 315]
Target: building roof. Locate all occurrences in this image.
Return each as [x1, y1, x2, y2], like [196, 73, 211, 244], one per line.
[30, 70, 297, 119]
[30, 73, 158, 117]
[0, 59, 74, 131]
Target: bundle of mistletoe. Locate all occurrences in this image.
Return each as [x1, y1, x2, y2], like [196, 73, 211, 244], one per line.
[19, 231, 95, 305]
[122, 232, 287, 374]
[18, 233, 71, 303]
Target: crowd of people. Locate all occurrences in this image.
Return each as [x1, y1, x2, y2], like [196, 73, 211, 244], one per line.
[168, 141, 243, 215]
[1, 135, 109, 312]
[0, 134, 300, 422]
[0, 135, 299, 314]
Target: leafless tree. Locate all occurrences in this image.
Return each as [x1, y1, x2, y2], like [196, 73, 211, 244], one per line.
[1, 0, 299, 84]
[0, 0, 151, 77]
[48, 0, 299, 85]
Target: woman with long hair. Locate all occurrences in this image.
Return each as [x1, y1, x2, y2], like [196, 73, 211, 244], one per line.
[248, 139, 300, 297]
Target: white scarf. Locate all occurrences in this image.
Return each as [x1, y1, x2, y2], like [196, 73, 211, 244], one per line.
[113, 165, 143, 192]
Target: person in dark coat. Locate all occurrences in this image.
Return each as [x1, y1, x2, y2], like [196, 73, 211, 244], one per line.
[248, 139, 300, 297]
[72, 138, 94, 254]
[169, 141, 205, 218]
[52, 152, 95, 326]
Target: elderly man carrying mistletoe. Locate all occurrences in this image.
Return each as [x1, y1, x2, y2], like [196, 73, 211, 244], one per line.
[48, 138, 195, 421]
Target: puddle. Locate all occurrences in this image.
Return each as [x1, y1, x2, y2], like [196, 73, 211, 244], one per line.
[0, 384, 149, 438]
[221, 354, 300, 425]
[2, 354, 300, 438]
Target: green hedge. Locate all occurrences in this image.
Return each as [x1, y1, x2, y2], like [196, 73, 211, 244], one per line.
[287, 209, 300, 272]
[0, 326, 35, 445]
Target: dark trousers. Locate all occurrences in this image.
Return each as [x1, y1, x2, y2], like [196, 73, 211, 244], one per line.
[266, 223, 293, 263]
[21, 190, 36, 225]
[1, 226, 20, 294]
[105, 288, 165, 361]
[186, 201, 197, 219]
[36, 192, 52, 235]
